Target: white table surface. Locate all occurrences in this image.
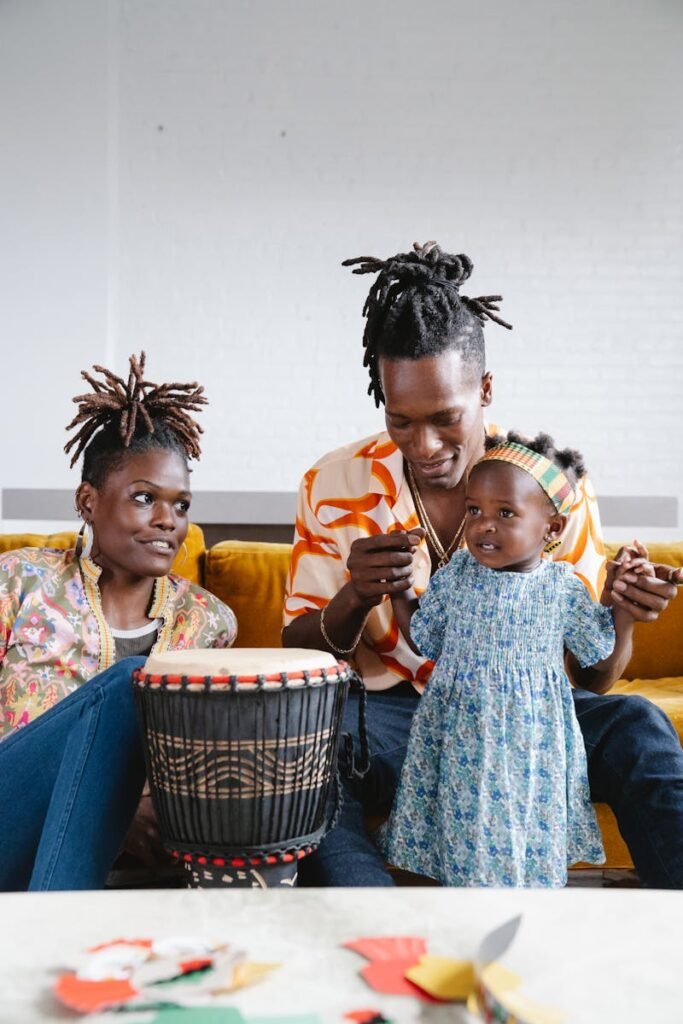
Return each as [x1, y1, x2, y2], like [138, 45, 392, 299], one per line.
[0, 886, 679, 1023]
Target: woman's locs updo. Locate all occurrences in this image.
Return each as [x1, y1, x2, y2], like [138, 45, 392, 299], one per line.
[64, 351, 208, 488]
[342, 240, 513, 407]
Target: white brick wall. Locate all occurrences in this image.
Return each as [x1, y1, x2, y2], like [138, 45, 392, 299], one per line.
[1, 0, 681, 534]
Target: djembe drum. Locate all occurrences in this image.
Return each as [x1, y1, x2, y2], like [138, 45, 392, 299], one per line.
[132, 648, 366, 888]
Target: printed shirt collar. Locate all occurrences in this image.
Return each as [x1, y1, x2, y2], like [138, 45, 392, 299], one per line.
[79, 552, 173, 620]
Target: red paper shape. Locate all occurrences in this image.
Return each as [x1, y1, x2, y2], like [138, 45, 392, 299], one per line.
[87, 938, 153, 953]
[53, 974, 139, 1012]
[344, 1009, 386, 1023]
[360, 959, 441, 1001]
[179, 957, 213, 974]
[343, 937, 427, 963]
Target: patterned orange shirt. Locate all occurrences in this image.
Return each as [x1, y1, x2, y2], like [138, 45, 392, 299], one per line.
[283, 428, 606, 692]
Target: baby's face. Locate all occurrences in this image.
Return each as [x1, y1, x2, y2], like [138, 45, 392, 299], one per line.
[464, 461, 561, 573]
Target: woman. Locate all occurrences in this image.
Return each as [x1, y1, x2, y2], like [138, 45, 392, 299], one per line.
[0, 353, 237, 890]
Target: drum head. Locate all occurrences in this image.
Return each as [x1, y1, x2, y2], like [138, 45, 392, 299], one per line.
[143, 647, 340, 681]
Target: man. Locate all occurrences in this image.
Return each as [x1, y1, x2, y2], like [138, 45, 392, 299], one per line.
[283, 242, 682, 887]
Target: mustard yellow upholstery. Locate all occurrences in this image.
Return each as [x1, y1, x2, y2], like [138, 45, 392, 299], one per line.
[0, 523, 206, 586]
[205, 540, 292, 649]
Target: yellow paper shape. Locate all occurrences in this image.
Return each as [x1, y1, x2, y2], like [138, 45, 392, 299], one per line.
[498, 988, 566, 1024]
[226, 961, 280, 992]
[466, 990, 480, 1015]
[480, 961, 522, 994]
[405, 954, 476, 1001]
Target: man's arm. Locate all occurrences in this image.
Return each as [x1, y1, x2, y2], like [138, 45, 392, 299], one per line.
[283, 531, 424, 654]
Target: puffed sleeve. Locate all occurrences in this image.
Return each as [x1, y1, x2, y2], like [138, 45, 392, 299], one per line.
[562, 569, 616, 667]
[411, 551, 467, 661]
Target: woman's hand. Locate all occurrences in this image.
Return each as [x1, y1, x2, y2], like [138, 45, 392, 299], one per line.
[346, 529, 425, 610]
[122, 791, 171, 872]
[604, 540, 679, 623]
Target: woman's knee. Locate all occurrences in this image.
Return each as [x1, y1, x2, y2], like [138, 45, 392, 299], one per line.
[88, 657, 146, 720]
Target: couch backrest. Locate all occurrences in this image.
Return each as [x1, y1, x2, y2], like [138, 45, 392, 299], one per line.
[0, 523, 207, 586]
[2, 530, 681, 679]
[205, 539, 291, 648]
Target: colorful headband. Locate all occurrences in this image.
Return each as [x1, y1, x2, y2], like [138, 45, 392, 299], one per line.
[478, 441, 576, 515]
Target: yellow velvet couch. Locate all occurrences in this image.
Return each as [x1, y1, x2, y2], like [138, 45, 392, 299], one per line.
[3, 527, 683, 875]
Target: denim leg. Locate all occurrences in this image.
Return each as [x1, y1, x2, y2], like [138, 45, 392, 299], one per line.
[573, 688, 683, 888]
[300, 689, 419, 887]
[0, 657, 146, 891]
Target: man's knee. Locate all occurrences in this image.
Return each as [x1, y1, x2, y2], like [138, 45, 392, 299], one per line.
[605, 694, 679, 747]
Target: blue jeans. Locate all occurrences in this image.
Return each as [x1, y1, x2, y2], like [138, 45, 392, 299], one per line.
[0, 657, 146, 891]
[301, 685, 683, 888]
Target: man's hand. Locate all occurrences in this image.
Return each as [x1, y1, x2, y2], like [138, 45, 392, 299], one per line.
[604, 540, 680, 623]
[347, 529, 425, 610]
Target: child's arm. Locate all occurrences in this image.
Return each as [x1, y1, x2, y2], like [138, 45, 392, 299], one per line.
[571, 545, 654, 694]
[391, 591, 421, 655]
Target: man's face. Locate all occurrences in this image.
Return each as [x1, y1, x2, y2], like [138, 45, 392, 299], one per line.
[379, 349, 492, 491]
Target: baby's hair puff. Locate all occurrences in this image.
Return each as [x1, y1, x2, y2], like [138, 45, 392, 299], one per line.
[485, 430, 586, 488]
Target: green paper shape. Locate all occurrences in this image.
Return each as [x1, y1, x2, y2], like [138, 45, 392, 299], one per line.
[246, 1017, 323, 1024]
[150, 1008, 245, 1023]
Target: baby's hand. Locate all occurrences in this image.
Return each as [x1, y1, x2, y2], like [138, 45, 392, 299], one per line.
[602, 540, 654, 607]
[614, 540, 655, 581]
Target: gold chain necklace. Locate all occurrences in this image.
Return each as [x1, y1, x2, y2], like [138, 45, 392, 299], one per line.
[406, 462, 467, 570]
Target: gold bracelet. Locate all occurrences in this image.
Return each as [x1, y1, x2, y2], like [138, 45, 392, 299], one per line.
[319, 603, 365, 656]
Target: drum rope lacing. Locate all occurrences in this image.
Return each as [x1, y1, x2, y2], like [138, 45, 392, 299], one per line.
[133, 666, 370, 867]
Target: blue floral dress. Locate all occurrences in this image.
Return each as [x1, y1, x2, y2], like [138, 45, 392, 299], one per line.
[378, 551, 614, 887]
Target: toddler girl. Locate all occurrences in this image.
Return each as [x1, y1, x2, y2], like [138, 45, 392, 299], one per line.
[380, 432, 648, 887]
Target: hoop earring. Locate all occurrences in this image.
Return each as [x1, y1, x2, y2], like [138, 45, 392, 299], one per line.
[180, 541, 188, 566]
[78, 521, 94, 559]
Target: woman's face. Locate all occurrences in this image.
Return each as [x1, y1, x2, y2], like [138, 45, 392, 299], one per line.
[465, 461, 564, 573]
[76, 448, 191, 580]
[379, 349, 493, 491]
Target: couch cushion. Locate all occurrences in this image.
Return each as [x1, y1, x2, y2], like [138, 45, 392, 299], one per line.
[205, 540, 292, 648]
[610, 677, 683, 743]
[604, 542, 683, 680]
[0, 523, 206, 586]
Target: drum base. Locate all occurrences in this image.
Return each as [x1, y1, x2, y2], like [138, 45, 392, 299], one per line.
[183, 860, 298, 888]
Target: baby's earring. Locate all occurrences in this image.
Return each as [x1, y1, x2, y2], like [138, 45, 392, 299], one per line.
[543, 534, 561, 555]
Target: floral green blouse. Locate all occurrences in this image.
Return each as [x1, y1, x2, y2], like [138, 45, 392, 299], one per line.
[0, 547, 237, 739]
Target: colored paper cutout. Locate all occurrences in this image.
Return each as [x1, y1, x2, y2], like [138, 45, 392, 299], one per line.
[360, 958, 440, 999]
[477, 916, 521, 967]
[343, 1012, 386, 1023]
[150, 1010, 245, 1023]
[496, 989, 566, 1024]
[405, 954, 476, 1001]
[52, 974, 139, 1013]
[343, 935, 440, 1001]
[245, 1017, 323, 1024]
[480, 961, 522, 994]
[53, 935, 275, 1014]
[229, 961, 280, 992]
[343, 937, 426, 962]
